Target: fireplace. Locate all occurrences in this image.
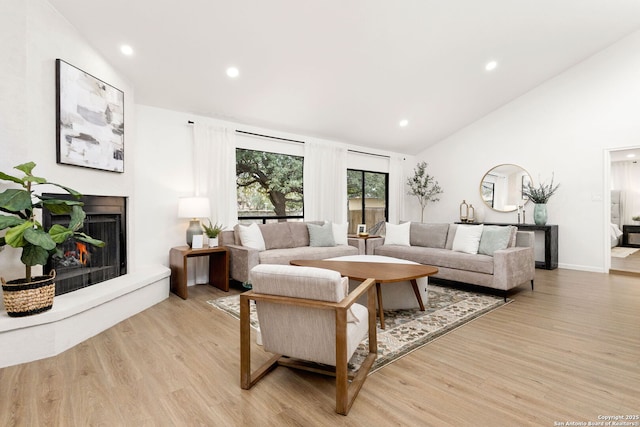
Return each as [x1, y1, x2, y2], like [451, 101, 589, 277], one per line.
[43, 194, 127, 295]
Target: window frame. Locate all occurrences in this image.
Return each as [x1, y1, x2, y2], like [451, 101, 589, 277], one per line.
[347, 168, 389, 231]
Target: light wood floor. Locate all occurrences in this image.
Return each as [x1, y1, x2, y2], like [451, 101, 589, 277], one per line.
[611, 248, 640, 275]
[1, 269, 638, 426]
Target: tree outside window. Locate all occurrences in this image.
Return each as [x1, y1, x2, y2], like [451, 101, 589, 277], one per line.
[236, 148, 303, 222]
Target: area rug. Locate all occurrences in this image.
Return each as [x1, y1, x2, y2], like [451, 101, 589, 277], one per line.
[208, 283, 510, 374]
[611, 247, 640, 258]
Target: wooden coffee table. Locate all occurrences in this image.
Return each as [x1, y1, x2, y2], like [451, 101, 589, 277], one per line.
[290, 259, 438, 329]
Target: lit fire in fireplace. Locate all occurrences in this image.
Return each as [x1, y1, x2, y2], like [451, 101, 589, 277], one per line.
[60, 242, 90, 267]
[76, 242, 88, 265]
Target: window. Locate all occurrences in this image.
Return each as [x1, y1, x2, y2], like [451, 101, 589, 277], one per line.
[236, 148, 304, 222]
[347, 169, 388, 234]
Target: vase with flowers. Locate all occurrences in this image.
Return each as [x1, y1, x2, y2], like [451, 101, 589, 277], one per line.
[522, 173, 560, 225]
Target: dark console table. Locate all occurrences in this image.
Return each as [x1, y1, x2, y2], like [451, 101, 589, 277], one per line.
[458, 222, 558, 270]
[622, 225, 640, 248]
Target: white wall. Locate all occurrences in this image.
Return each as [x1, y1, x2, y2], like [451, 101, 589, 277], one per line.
[411, 30, 640, 272]
[0, 0, 135, 280]
[134, 105, 414, 271]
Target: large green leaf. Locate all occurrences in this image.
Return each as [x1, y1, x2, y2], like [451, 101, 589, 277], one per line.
[0, 171, 24, 185]
[75, 232, 106, 248]
[0, 215, 24, 230]
[0, 189, 32, 212]
[49, 224, 73, 244]
[45, 181, 82, 197]
[40, 198, 82, 214]
[69, 205, 86, 231]
[24, 176, 47, 184]
[14, 162, 36, 175]
[4, 221, 34, 247]
[24, 227, 56, 250]
[21, 244, 49, 267]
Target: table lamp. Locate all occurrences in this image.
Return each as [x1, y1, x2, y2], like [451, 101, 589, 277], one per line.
[178, 197, 211, 247]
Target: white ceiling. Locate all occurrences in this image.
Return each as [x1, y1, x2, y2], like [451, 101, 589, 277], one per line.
[48, 0, 640, 155]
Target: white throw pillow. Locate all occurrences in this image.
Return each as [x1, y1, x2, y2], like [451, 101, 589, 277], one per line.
[452, 224, 484, 254]
[384, 222, 411, 246]
[237, 223, 266, 251]
[332, 222, 348, 245]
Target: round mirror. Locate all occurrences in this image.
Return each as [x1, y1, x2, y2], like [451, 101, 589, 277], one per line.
[480, 164, 532, 212]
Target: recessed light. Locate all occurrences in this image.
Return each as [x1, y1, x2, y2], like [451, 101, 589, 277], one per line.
[485, 61, 497, 71]
[226, 67, 239, 78]
[627, 153, 636, 158]
[120, 45, 134, 56]
[399, 119, 409, 127]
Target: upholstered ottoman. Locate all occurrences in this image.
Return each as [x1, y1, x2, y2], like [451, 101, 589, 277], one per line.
[325, 255, 429, 310]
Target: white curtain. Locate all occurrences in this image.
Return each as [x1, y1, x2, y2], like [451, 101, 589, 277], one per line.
[193, 123, 238, 227]
[388, 155, 406, 223]
[611, 161, 640, 225]
[304, 140, 347, 223]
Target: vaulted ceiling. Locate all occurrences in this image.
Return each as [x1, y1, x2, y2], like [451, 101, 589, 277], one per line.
[48, 0, 640, 154]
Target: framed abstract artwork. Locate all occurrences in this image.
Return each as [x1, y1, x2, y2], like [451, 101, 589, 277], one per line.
[56, 59, 124, 172]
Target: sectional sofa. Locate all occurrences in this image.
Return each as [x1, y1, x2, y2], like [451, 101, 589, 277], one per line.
[366, 222, 535, 296]
[219, 220, 535, 297]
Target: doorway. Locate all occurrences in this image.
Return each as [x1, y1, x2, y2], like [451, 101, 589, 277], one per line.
[608, 147, 640, 275]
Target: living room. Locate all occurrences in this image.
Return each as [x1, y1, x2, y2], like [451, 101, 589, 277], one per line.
[1, 0, 639, 424]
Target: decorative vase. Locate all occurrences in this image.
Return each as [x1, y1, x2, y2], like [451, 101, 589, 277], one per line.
[459, 200, 468, 222]
[468, 204, 475, 223]
[1, 270, 56, 317]
[208, 237, 219, 247]
[186, 220, 203, 247]
[534, 204, 548, 225]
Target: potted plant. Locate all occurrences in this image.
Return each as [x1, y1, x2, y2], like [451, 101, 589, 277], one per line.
[0, 162, 105, 317]
[406, 161, 443, 223]
[203, 220, 224, 247]
[522, 173, 560, 225]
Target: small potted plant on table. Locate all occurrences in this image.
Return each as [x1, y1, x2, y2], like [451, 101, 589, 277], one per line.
[0, 162, 105, 317]
[203, 220, 224, 247]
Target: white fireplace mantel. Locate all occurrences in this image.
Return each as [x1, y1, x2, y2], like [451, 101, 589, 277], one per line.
[0, 264, 170, 368]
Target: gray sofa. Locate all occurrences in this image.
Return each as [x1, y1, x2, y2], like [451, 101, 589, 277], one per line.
[366, 223, 535, 295]
[219, 221, 364, 283]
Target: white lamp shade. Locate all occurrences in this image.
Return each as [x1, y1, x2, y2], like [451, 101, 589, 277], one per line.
[178, 197, 211, 219]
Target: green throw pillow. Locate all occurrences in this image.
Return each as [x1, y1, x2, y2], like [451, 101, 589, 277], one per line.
[307, 222, 336, 247]
[478, 226, 513, 256]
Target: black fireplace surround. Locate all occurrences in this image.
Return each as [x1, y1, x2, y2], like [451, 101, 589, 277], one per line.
[43, 194, 127, 295]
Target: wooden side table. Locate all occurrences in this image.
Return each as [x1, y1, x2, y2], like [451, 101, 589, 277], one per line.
[169, 246, 229, 299]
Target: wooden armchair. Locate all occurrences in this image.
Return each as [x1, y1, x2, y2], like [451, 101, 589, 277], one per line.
[240, 264, 378, 415]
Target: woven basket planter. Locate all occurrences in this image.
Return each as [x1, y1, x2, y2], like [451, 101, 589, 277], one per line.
[1, 270, 56, 317]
